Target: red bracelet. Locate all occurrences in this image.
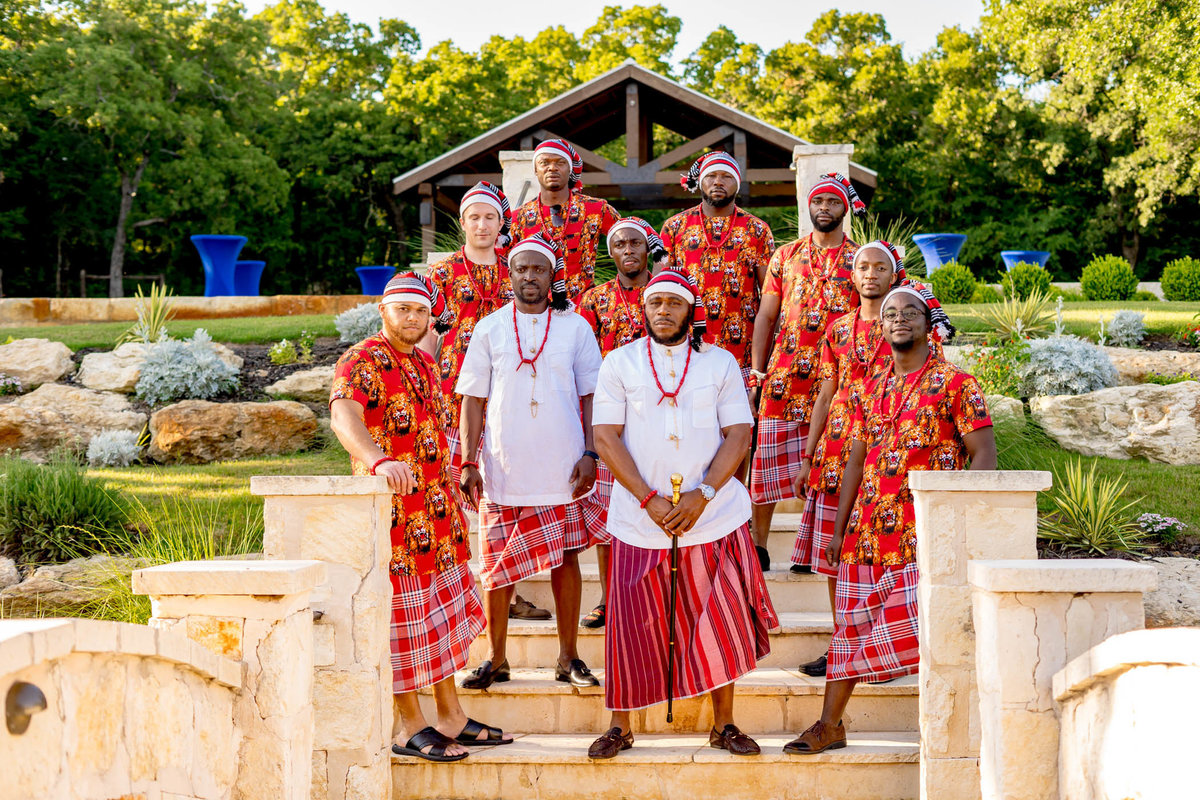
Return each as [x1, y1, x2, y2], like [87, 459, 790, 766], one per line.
[639, 489, 658, 508]
[369, 456, 396, 475]
[461, 460, 479, 471]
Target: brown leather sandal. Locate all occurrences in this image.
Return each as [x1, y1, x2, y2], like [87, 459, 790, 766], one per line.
[588, 727, 634, 759]
[783, 719, 847, 754]
[708, 724, 761, 755]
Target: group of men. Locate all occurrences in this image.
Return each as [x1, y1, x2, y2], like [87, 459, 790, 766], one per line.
[328, 137, 997, 762]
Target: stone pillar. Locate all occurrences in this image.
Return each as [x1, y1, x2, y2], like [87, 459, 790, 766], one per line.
[793, 144, 855, 236]
[499, 150, 537, 209]
[909, 470, 1050, 800]
[133, 559, 326, 800]
[251, 476, 394, 800]
[968, 560, 1157, 800]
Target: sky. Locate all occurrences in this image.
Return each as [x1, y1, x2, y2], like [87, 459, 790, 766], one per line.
[241, 0, 987, 60]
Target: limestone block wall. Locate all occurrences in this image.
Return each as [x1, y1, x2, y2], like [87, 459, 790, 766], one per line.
[968, 560, 1158, 800]
[792, 144, 855, 236]
[0, 618, 241, 800]
[252, 476, 394, 800]
[499, 150, 538, 210]
[1053, 628, 1200, 800]
[909, 470, 1050, 800]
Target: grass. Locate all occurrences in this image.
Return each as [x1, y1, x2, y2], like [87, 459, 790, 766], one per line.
[946, 301, 1200, 341]
[1, 314, 339, 350]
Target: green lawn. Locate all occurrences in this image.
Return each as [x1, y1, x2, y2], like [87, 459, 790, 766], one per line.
[2, 314, 339, 350]
[946, 301, 1200, 341]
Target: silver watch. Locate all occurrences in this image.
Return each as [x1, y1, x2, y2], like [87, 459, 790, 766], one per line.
[698, 483, 716, 501]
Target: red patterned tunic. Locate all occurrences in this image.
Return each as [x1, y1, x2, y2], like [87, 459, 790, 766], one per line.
[425, 249, 513, 430]
[658, 206, 775, 370]
[576, 279, 647, 357]
[509, 194, 621, 301]
[844, 355, 992, 566]
[759, 235, 859, 421]
[331, 335, 470, 579]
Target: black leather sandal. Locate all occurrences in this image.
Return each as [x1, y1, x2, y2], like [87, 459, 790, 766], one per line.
[391, 726, 468, 762]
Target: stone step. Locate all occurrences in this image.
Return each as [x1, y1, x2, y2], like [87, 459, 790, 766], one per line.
[466, 611, 832, 670]
[391, 731, 919, 800]
[473, 561, 833, 617]
[415, 668, 917, 735]
[467, 511, 809, 566]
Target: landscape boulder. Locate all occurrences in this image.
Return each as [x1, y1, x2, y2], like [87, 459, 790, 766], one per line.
[1029, 381, 1200, 464]
[0, 383, 147, 460]
[985, 394, 1025, 428]
[76, 342, 148, 392]
[148, 399, 318, 463]
[1103, 346, 1200, 385]
[0, 337, 74, 388]
[265, 365, 336, 403]
[0, 557, 20, 591]
[1144, 557, 1200, 629]
[0, 554, 148, 616]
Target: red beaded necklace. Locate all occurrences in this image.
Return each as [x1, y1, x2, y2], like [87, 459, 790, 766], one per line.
[689, 206, 740, 253]
[878, 351, 933, 429]
[646, 336, 693, 406]
[513, 304, 552, 375]
[460, 249, 502, 310]
[852, 309, 886, 367]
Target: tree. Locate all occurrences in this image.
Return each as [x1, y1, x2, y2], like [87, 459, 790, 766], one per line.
[579, 4, 681, 79]
[682, 25, 763, 109]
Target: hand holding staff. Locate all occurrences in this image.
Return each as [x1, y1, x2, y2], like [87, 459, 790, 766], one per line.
[665, 472, 683, 723]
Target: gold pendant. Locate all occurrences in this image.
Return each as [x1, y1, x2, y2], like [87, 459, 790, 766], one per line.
[530, 399, 539, 418]
[669, 434, 680, 449]
[668, 398, 677, 407]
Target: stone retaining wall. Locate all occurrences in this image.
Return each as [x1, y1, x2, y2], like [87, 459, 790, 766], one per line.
[0, 294, 374, 326]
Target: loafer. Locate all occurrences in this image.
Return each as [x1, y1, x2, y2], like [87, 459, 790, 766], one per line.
[709, 723, 760, 755]
[790, 563, 813, 575]
[783, 719, 847, 755]
[799, 653, 827, 677]
[555, 658, 599, 687]
[460, 659, 510, 690]
[509, 594, 551, 620]
[587, 726, 633, 759]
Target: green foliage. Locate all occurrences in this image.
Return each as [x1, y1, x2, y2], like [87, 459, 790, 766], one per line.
[971, 288, 1054, 340]
[135, 329, 240, 405]
[928, 261, 976, 303]
[297, 329, 315, 363]
[1143, 372, 1197, 386]
[1038, 459, 1145, 555]
[1160, 257, 1200, 302]
[1000, 262, 1051, 300]
[0, 373, 22, 395]
[1132, 290, 1159, 302]
[0, 453, 128, 565]
[1047, 287, 1086, 302]
[849, 213, 926, 277]
[115, 283, 176, 345]
[268, 339, 298, 365]
[1081, 255, 1138, 301]
[966, 338, 1029, 398]
[970, 284, 1002, 303]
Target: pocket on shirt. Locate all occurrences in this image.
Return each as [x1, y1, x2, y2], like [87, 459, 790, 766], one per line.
[692, 385, 717, 427]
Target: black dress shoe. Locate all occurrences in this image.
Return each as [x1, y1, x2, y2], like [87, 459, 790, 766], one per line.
[799, 653, 827, 677]
[790, 563, 813, 575]
[555, 658, 600, 687]
[460, 659, 510, 690]
[755, 545, 771, 572]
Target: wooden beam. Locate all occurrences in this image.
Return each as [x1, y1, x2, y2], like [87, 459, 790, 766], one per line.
[625, 84, 640, 168]
[434, 173, 504, 187]
[646, 124, 735, 172]
[534, 129, 624, 174]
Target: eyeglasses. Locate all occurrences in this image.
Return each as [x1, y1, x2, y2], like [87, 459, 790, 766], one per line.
[882, 308, 925, 322]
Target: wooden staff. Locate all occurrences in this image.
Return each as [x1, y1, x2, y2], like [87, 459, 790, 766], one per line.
[666, 472, 683, 723]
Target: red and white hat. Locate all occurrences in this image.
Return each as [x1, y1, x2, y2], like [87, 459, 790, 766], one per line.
[460, 181, 513, 247]
[808, 172, 867, 216]
[680, 151, 742, 193]
[381, 272, 453, 331]
[882, 282, 956, 342]
[606, 216, 667, 262]
[534, 139, 583, 192]
[643, 266, 707, 337]
[853, 239, 907, 283]
[509, 233, 567, 303]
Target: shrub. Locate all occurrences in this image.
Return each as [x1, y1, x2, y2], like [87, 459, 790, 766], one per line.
[929, 261, 977, 304]
[1038, 459, 1145, 555]
[1000, 262, 1051, 300]
[972, 288, 1054, 340]
[1080, 254, 1138, 300]
[0, 452, 129, 565]
[1181, 322, 1200, 348]
[269, 339, 298, 365]
[1019, 335, 1118, 396]
[1137, 513, 1189, 547]
[1160, 257, 1200, 301]
[1047, 287, 1086, 302]
[1132, 290, 1159, 302]
[297, 329, 315, 363]
[1144, 372, 1197, 385]
[970, 284, 1002, 304]
[135, 329, 240, 406]
[1104, 310, 1146, 348]
[86, 430, 141, 467]
[116, 283, 176, 346]
[966, 339, 1029, 398]
[0, 373, 21, 396]
[335, 303, 381, 343]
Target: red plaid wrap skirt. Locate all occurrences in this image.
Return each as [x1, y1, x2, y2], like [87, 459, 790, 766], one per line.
[827, 562, 920, 682]
[389, 562, 485, 693]
[445, 428, 483, 493]
[749, 418, 806, 505]
[792, 489, 840, 577]
[587, 460, 614, 545]
[604, 524, 780, 711]
[477, 501, 567, 590]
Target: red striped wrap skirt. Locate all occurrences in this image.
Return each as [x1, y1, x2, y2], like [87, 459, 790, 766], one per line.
[827, 561, 920, 682]
[389, 562, 485, 693]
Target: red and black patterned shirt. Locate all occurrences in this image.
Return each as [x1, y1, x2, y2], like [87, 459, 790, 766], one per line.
[576, 278, 647, 357]
[509, 193, 621, 301]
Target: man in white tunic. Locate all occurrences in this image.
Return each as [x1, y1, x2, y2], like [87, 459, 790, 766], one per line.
[587, 267, 779, 759]
[456, 232, 606, 689]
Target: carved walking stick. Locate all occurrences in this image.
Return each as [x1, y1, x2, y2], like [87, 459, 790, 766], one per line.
[666, 472, 683, 723]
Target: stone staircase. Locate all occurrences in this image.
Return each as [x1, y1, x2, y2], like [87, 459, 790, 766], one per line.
[394, 511, 920, 800]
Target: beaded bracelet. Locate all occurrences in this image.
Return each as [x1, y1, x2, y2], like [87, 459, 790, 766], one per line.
[639, 489, 658, 508]
[461, 460, 480, 471]
[369, 456, 396, 475]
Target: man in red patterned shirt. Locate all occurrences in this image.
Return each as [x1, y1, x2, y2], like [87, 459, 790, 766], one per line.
[330, 273, 513, 761]
[574, 216, 665, 628]
[785, 284, 996, 756]
[508, 138, 622, 302]
[747, 173, 863, 571]
[659, 152, 775, 379]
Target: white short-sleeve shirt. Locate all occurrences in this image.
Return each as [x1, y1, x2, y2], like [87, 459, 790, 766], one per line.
[456, 302, 602, 506]
[593, 338, 754, 550]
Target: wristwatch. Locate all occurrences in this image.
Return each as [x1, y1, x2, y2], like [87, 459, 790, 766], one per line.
[697, 483, 716, 501]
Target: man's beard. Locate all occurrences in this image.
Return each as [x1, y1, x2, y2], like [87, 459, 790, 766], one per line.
[811, 212, 845, 233]
[701, 190, 734, 209]
[386, 324, 427, 347]
[890, 336, 916, 352]
[646, 315, 689, 346]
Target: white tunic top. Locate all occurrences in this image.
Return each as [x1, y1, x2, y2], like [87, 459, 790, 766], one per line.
[593, 338, 754, 550]
[456, 302, 603, 506]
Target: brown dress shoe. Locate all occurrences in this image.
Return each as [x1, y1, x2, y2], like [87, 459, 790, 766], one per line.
[588, 727, 633, 759]
[783, 719, 847, 754]
[509, 594, 551, 620]
[708, 724, 761, 755]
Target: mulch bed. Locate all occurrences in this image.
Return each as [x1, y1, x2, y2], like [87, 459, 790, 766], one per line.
[227, 338, 346, 401]
[1038, 536, 1200, 561]
[1142, 333, 1198, 352]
